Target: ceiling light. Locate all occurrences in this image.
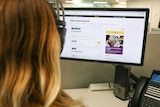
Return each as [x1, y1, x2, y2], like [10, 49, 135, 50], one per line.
[65, 0, 72, 3]
[93, 1, 108, 4]
[65, 0, 81, 4]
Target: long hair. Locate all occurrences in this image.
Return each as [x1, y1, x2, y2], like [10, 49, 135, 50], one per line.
[0, 0, 83, 107]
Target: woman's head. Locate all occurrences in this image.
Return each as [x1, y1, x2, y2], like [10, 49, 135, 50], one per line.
[0, 0, 61, 106]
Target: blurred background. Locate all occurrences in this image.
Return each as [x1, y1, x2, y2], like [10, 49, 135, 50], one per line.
[48, 0, 160, 89]
[60, 0, 130, 8]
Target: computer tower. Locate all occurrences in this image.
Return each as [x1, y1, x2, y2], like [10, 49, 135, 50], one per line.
[113, 65, 131, 100]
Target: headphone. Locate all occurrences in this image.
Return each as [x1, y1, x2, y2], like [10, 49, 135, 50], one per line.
[47, 0, 66, 51]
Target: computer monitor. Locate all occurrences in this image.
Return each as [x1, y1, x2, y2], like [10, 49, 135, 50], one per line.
[60, 8, 149, 66]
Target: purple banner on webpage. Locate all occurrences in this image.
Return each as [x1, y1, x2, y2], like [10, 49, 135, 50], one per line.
[106, 46, 123, 54]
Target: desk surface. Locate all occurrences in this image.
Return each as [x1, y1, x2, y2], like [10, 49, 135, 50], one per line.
[65, 88, 129, 107]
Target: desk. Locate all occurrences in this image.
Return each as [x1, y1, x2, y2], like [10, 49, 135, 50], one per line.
[65, 88, 129, 107]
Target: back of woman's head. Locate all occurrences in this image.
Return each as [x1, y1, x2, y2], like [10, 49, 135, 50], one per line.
[0, 0, 61, 106]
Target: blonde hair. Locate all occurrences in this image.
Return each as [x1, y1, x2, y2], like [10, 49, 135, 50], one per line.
[0, 0, 83, 107]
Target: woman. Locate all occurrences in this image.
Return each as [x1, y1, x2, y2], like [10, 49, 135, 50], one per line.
[0, 0, 84, 107]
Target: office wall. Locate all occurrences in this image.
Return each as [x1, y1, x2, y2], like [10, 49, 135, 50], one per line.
[61, 34, 160, 89]
[127, 0, 160, 30]
[131, 33, 160, 77]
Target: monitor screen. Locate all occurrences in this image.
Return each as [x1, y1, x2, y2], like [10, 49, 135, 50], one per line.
[60, 8, 149, 66]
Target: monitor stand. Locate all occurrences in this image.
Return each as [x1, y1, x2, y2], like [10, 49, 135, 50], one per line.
[113, 65, 138, 100]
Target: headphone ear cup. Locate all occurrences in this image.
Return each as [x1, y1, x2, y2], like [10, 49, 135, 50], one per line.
[56, 19, 66, 52]
[57, 24, 66, 51]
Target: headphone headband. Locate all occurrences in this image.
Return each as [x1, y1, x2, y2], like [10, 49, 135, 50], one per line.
[47, 0, 66, 52]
